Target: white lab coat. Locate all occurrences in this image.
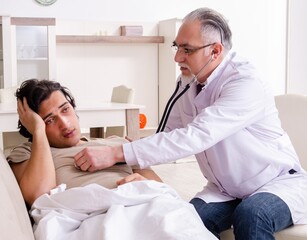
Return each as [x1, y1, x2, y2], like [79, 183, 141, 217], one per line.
[124, 52, 307, 224]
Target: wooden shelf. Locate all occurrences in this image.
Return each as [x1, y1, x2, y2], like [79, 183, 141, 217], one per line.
[56, 35, 164, 44]
[11, 17, 55, 26]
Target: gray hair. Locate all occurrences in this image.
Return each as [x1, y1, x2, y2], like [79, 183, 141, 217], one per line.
[183, 7, 232, 51]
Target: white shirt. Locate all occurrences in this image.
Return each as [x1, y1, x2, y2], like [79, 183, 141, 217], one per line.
[123, 52, 307, 224]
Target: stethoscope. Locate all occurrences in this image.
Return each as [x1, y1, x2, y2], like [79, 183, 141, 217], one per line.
[156, 53, 214, 133]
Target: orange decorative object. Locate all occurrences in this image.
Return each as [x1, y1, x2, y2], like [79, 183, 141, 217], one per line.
[139, 113, 147, 129]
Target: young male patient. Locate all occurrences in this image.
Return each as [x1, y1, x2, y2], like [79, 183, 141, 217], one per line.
[7, 79, 162, 206]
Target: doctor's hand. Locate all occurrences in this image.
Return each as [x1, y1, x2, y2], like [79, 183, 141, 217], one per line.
[116, 173, 147, 186]
[74, 145, 125, 172]
[17, 98, 46, 135]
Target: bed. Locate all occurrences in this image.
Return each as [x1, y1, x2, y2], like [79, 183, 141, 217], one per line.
[0, 149, 216, 240]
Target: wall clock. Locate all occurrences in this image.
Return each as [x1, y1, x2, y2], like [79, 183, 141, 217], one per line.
[35, 0, 57, 6]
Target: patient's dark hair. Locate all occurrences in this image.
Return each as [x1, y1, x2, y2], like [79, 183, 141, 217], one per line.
[15, 79, 76, 141]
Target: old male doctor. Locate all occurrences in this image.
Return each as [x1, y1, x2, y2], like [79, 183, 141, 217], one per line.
[74, 7, 307, 240]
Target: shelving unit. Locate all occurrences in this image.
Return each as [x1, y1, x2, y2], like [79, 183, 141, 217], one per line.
[56, 35, 164, 44]
[0, 16, 56, 88]
[17, 58, 48, 61]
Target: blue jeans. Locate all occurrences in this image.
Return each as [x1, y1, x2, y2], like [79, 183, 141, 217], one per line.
[190, 192, 293, 240]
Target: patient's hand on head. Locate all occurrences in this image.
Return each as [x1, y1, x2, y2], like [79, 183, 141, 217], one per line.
[17, 98, 46, 135]
[116, 173, 147, 186]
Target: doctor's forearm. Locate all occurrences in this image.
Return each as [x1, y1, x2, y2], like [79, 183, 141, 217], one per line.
[122, 142, 139, 166]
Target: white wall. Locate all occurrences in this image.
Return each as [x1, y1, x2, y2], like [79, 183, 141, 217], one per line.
[287, 0, 307, 94]
[0, 0, 288, 128]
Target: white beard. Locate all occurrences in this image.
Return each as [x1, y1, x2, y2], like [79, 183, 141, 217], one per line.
[179, 73, 197, 86]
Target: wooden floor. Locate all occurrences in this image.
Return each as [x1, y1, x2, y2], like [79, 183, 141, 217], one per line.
[151, 157, 206, 201]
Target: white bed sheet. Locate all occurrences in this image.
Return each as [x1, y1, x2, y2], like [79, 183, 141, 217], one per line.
[30, 181, 217, 240]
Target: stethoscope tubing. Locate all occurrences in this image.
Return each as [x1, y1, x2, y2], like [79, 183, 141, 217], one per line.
[156, 81, 190, 133]
[156, 54, 214, 133]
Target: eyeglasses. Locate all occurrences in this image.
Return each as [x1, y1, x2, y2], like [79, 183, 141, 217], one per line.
[171, 41, 215, 55]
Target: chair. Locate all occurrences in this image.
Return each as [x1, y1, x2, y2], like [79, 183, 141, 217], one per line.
[220, 94, 307, 240]
[90, 85, 134, 138]
[0, 150, 35, 240]
[275, 94, 307, 170]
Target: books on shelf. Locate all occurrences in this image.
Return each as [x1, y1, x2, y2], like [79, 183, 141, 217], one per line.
[120, 25, 143, 36]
